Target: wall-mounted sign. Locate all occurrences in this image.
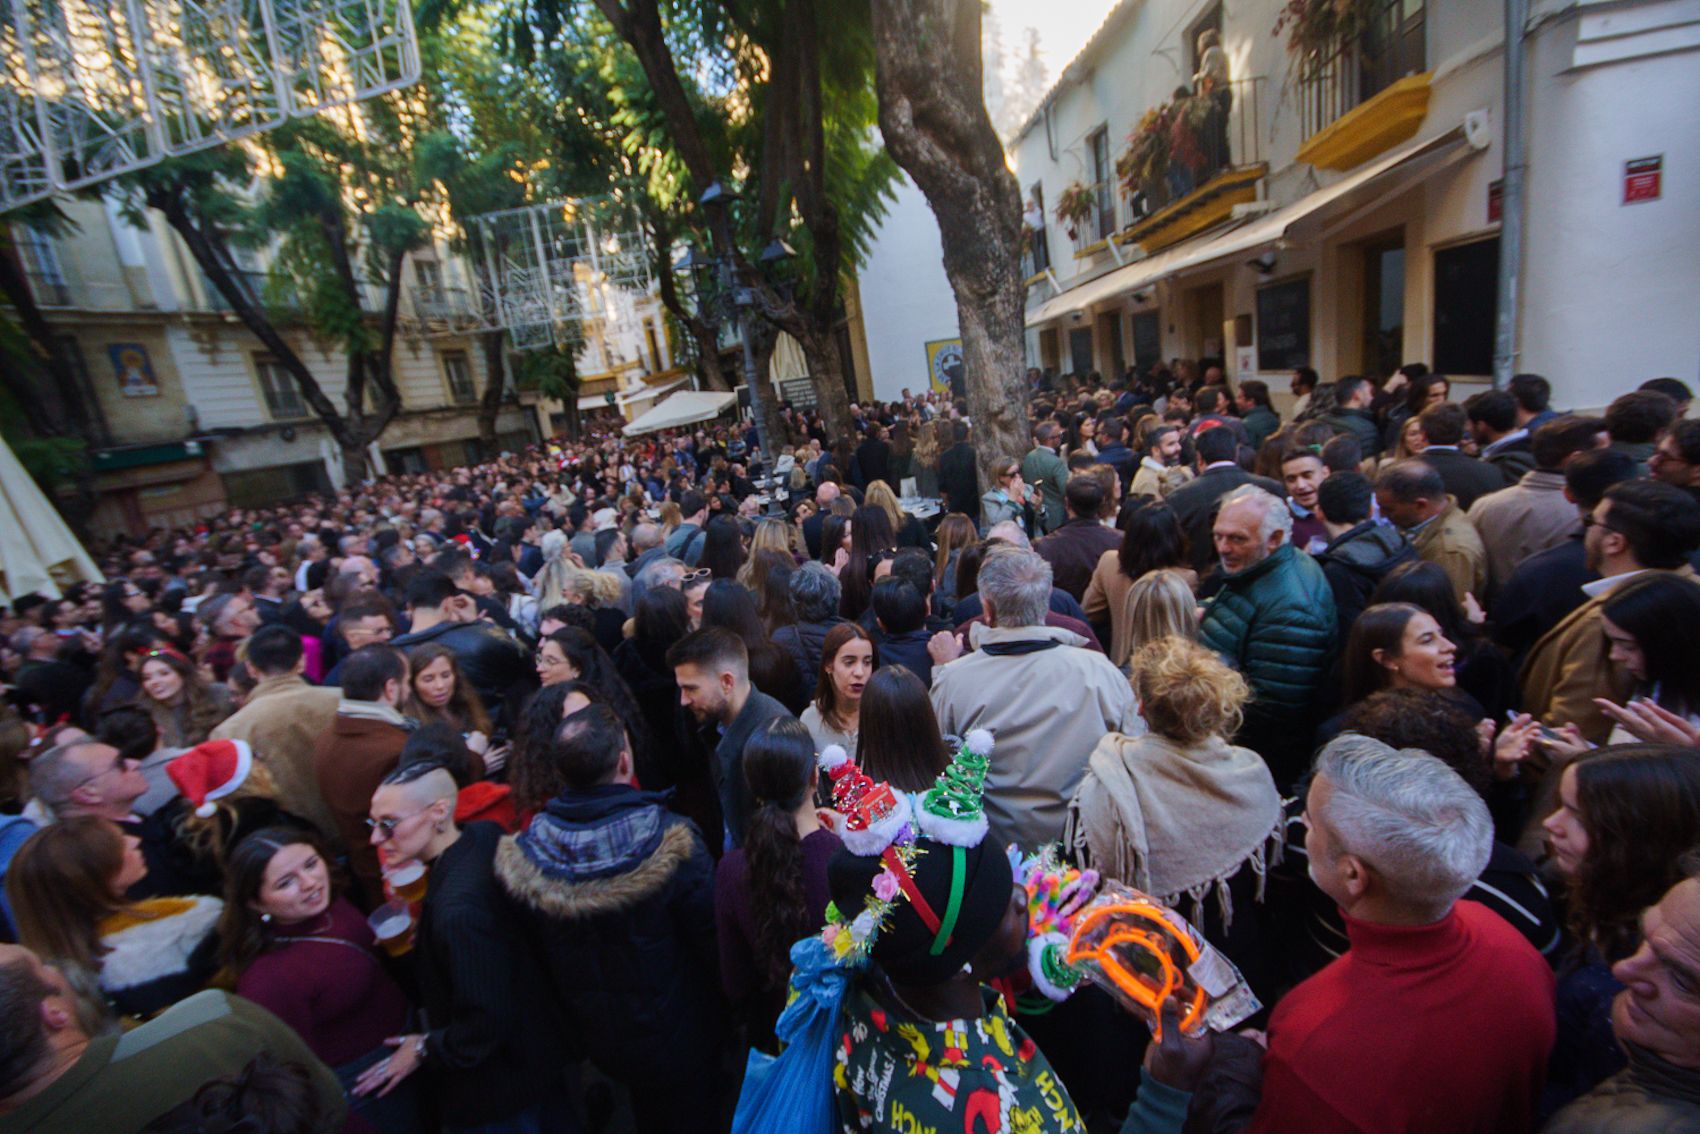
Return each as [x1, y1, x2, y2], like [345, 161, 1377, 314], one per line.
[1624, 156, 1662, 205]
[109, 342, 159, 397]
[777, 377, 817, 409]
[925, 337, 964, 397]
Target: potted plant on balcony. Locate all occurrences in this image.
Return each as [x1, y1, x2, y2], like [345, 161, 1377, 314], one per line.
[1274, 0, 1375, 81]
[1118, 105, 1172, 217]
[1053, 181, 1095, 246]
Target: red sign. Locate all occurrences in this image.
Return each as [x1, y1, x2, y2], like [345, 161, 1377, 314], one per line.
[1624, 156, 1662, 205]
[1488, 179, 1503, 223]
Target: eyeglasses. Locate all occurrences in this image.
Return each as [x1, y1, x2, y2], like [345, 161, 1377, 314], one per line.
[681, 568, 712, 584]
[60, 755, 134, 802]
[365, 806, 431, 840]
[1581, 515, 1621, 535]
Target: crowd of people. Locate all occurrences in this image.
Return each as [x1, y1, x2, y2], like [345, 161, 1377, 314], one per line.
[4, 361, 1700, 1134]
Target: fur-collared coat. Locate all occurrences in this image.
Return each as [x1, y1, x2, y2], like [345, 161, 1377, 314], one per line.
[495, 785, 721, 1088]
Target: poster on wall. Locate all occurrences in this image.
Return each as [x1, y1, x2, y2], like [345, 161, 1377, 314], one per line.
[924, 337, 965, 398]
[109, 343, 159, 397]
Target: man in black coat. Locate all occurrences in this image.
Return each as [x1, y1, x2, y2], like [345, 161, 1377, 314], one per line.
[1313, 472, 1418, 639]
[494, 705, 721, 1134]
[360, 764, 569, 1129]
[391, 570, 537, 732]
[855, 424, 892, 488]
[1416, 402, 1513, 510]
[937, 420, 980, 518]
[1165, 426, 1285, 574]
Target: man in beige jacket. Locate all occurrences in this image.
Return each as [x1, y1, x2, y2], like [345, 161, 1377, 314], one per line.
[1375, 459, 1486, 604]
[209, 623, 342, 843]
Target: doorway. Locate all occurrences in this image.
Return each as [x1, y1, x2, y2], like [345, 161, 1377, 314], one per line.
[1069, 327, 1094, 376]
[1097, 311, 1125, 378]
[1184, 282, 1225, 366]
[1361, 236, 1405, 383]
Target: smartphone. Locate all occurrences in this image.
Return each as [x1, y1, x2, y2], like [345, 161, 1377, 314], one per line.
[1507, 710, 1563, 744]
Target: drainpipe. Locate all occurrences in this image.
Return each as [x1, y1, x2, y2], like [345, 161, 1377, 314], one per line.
[1492, 0, 1528, 390]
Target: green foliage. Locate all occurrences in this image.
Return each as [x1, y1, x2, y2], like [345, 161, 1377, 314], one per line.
[514, 340, 581, 399]
[0, 382, 86, 489]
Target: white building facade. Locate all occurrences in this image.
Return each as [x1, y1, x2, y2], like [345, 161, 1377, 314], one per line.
[1006, 0, 1699, 413]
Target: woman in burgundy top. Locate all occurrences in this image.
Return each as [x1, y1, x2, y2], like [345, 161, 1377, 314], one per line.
[714, 718, 842, 1051]
[217, 827, 419, 1134]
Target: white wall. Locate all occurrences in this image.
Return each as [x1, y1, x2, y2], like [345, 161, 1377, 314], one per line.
[856, 175, 960, 401]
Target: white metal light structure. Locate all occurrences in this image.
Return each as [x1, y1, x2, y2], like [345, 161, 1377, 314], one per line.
[468, 197, 655, 352]
[0, 0, 421, 212]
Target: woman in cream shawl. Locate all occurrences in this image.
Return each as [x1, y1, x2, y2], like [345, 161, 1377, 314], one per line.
[1064, 635, 1284, 1000]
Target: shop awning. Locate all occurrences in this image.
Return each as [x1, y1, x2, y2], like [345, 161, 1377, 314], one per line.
[576, 374, 691, 411]
[0, 436, 103, 603]
[622, 389, 738, 436]
[1026, 124, 1478, 327]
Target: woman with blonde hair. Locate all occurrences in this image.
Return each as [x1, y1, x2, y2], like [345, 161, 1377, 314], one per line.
[864, 480, 929, 548]
[657, 499, 683, 537]
[737, 524, 798, 595]
[8, 816, 223, 1025]
[911, 419, 944, 498]
[1065, 636, 1283, 999]
[137, 644, 234, 748]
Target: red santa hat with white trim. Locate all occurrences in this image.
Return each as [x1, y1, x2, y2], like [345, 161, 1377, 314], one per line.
[167, 739, 254, 818]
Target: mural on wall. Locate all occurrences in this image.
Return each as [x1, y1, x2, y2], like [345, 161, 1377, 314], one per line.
[924, 337, 964, 397]
[109, 343, 159, 397]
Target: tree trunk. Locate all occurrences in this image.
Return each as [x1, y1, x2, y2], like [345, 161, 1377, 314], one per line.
[870, 0, 1029, 487]
[477, 328, 506, 450]
[560, 349, 582, 442]
[793, 327, 855, 445]
[0, 236, 101, 442]
[340, 438, 370, 487]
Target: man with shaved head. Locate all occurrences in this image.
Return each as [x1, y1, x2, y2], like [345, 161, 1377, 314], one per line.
[358, 761, 566, 1130]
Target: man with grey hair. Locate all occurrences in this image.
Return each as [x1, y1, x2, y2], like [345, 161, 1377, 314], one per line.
[1210, 735, 1553, 1131]
[773, 562, 845, 700]
[29, 738, 218, 898]
[630, 554, 687, 615]
[625, 521, 667, 581]
[1198, 485, 1336, 789]
[930, 547, 1136, 851]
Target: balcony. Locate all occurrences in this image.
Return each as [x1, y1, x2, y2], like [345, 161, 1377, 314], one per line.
[410, 284, 485, 329]
[1296, 0, 1430, 171]
[26, 271, 70, 308]
[206, 270, 303, 316]
[1112, 76, 1267, 256]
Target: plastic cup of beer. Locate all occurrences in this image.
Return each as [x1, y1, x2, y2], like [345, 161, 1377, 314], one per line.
[386, 860, 428, 904]
[367, 901, 414, 957]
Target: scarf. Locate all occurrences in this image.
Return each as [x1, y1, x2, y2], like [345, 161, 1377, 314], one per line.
[1064, 732, 1283, 931]
[337, 700, 414, 730]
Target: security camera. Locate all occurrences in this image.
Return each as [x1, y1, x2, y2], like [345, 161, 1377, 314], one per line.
[1246, 252, 1278, 275]
[1070, 310, 1085, 323]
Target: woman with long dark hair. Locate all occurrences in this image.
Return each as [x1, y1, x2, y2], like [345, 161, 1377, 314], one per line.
[854, 665, 950, 792]
[84, 620, 162, 722]
[403, 645, 496, 773]
[1382, 372, 1451, 452]
[612, 587, 695, 798]
[137, 645, 235, 748]
[800, 623, 875, 754]
[712, 718, 840, 1051]
[1083, 504, 1194, 667]
[1595, 573, 1700, 743]
[1539, 744, 1700, 1112]
[838, 506, 896, 622]
[1370, 560, 1517, 722]
[932, 513, 978, 612]
[698, 514, 747, 581]
[700, 580, 807, 714]
[535, 628, 650, 781]
[217, 827, 418, 1134]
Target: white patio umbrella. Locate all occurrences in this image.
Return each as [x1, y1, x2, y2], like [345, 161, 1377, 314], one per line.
[0, 435, 103, 603]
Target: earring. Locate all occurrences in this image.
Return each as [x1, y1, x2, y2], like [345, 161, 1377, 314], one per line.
[260, 912, 272, 924]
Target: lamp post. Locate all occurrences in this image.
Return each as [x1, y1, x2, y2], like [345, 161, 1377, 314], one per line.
[675, 180, 791, 478]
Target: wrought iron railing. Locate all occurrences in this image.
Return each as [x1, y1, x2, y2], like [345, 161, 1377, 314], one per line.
[1299, 0, 1427, 139]
[1123, 75, 1264, 223]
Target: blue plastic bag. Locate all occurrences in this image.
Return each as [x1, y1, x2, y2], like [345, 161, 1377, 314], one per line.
[730, 935, 854, 1134]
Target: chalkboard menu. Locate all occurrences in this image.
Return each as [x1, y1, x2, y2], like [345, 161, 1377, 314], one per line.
[1255, 277, 1311, 371]
[777, 377, 817, 409]
[1131, 310, 1161, 373]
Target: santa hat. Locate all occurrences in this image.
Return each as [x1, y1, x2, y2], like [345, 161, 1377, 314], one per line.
[915, 729, 993, 847]
[818, 744, 911, 857]
[168, 739, 254, 818]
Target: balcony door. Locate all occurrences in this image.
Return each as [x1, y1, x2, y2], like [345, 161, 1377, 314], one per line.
[1361, 236, 1405, 383]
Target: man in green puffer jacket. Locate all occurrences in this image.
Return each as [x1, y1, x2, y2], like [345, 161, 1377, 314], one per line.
[1199, 486, 1338, 790]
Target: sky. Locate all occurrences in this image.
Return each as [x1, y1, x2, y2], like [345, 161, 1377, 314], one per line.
[987, 0, 1120, 91]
